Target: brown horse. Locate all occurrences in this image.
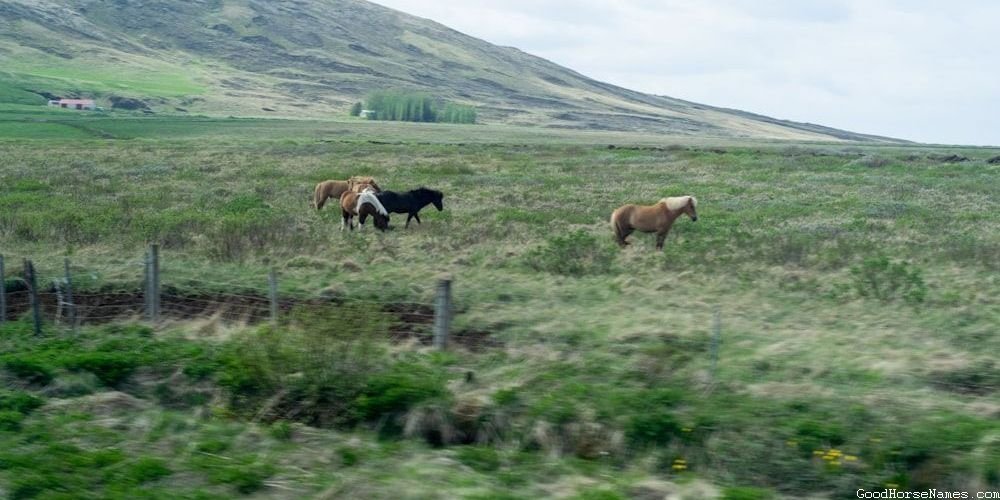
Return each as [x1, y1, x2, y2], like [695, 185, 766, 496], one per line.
[313, 176, 381, 210]
[610, 196, 698, 250]
[339, 188, 389, 231]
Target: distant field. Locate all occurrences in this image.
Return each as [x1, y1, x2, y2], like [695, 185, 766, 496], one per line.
[1, 116, 998, 498]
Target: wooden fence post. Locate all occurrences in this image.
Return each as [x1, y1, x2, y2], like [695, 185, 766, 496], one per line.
[0, 254, 6, 327]
[144, 249, 152, 321]
[64, 258, 77, 333]
[145, 244, 160, 323]
[24, 259, 41, 335]
[268, 267, 278, 325]
[151, 244, 160, 321]
[433, 278, 452, 350]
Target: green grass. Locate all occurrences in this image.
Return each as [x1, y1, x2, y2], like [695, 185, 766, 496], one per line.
[0, 116, 998, 497]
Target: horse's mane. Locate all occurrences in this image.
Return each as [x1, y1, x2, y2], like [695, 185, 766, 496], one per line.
[414, 187, 442, 199]
[661, 196, 697, 211]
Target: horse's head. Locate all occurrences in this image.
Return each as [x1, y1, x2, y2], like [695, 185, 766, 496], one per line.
[663, 196, 697, 221]
[683, 196, 698, 222]
[349, 176, 380, 193]
[419, 187, 444, 211]
[431, 190, 444, 211]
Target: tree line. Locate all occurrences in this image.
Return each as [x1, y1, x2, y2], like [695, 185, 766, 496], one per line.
[350, 91, 476, 124]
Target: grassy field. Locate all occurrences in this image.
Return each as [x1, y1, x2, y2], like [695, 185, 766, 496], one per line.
[1, 114, 998, 498]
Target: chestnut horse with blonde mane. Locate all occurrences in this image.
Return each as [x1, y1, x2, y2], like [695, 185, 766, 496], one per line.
[610, 196, 698, 250]
[313, 176, 380, 210]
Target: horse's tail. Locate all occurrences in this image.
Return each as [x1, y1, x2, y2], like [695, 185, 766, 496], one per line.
[610, 207, 628, 244]
[357, 190, 388, 217]
[313, 182, 326, 210]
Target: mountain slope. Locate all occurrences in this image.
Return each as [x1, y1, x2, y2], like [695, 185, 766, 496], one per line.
[0, 0, 900, 142]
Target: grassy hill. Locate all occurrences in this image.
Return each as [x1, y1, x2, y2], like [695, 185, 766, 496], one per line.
[0, 0, 901, 141]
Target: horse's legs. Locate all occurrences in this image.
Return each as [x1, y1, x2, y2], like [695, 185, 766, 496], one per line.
[341, 211, 348, 231]
[405, 214, 413, 228]
[616, 227, 633, 247]
[655, 231, 668, 251]
[414, 213, 421, 224]
[359, 211, 368, 231]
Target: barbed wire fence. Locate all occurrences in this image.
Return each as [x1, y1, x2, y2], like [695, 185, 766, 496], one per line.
[2, 248, 997, 397]
[0, 246, 457, 350]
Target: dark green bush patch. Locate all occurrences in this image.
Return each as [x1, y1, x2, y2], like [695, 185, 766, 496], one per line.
[456, 446, 502, 472]
[62, 352, 138, 387]
[0, 390, 44, 415]
[851, 255, 928, 304]
[126, 456, 172, 484]
[722, 486, 775, 500]
[525, 229, 616, 276]
[1, 357, 55, 385]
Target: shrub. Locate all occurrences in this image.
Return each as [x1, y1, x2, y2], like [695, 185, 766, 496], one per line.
[217, 305, 448, 428]
[2, 357, 55, 385]
[525, 230, 616, 276]
[456, 446, 502, 472]
[126, 457, 172, 484]
[354, 362, 448, 422]
[722, 486, 775, 500]
[626, 411, 681, 448]
[349, 102, 363, 117]
[850, 256, 927, 304]
[62, 352, 138, 387]
[0, 390, 44, 414]
[0, 410, 25, 431]
[269, 421, 293, 441]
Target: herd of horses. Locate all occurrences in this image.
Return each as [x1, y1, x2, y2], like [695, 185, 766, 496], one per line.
[313, 176, 444, 231]
[312, 175, 698, 249]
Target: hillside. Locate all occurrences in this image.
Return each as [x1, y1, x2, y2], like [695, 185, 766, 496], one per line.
[0, 0, 901, 142]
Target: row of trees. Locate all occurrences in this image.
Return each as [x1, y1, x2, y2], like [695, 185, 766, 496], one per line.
[349, 91, 476, 124]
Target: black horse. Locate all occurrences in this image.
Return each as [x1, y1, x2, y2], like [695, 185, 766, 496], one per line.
[375, 187, 444, 228]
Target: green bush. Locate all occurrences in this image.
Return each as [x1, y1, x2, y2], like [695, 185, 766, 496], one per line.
[851, 255, 927, 304]
[2, 357, 55, 385]
[349, 101, 363, 117]
[525, 230, 616, 276]
[456, 446, 502, 472]
[0, 390, 44, 414]
[626, 411, 681, 448]
[62, 352, 138, 387]
[722, 486, 775, 500]
[269, 421, 293, 441]
[0, 410, 26, 431]
[354, 362, 448, 422]
[218, 305, 448, 428]
[126, 457, 172, 484]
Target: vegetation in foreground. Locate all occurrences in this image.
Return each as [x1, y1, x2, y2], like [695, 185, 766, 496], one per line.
[0, 120, 998, 498]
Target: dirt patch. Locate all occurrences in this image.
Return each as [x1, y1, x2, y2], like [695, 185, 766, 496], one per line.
[42, 391, 149, 416]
